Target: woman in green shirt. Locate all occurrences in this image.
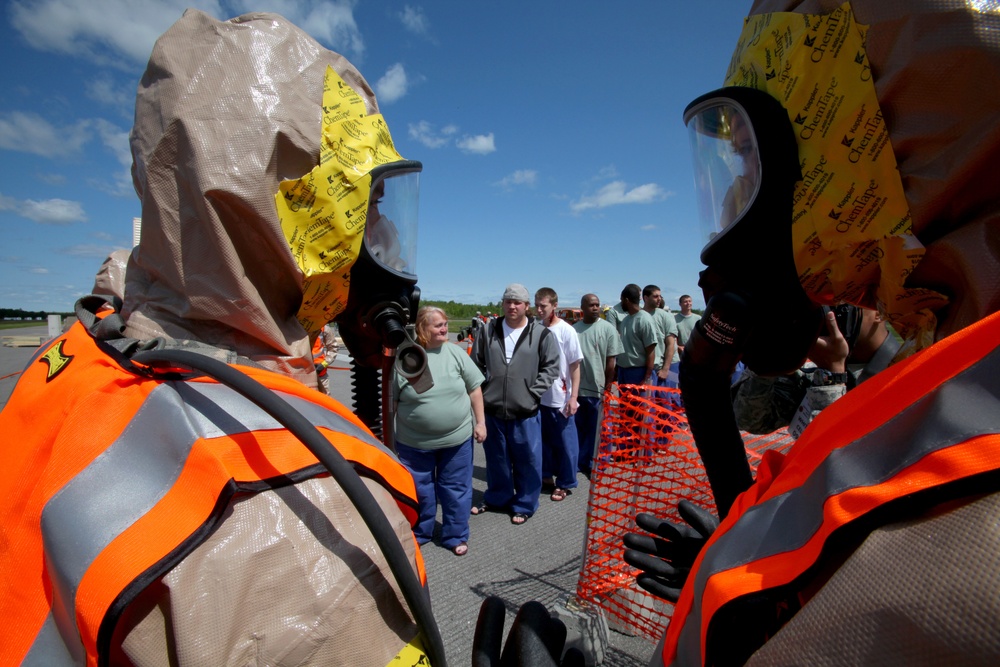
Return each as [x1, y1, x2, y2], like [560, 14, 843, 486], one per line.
[395, 306, 487, 555]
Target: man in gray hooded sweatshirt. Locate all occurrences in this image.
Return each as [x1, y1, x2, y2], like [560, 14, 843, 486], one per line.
[471, 283, 560, 524]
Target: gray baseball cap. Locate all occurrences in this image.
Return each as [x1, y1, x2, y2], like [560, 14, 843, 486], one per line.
[502, 283, 530, 302]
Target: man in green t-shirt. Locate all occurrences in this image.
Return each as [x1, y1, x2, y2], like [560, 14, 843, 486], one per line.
[616, 284, 657, 448]
[603, 301, 626, 332]
[616, 284, 657, 387]
[673, 294, 701, 356]
[573, 293, 624, 476]
[642, 285, 679, 390]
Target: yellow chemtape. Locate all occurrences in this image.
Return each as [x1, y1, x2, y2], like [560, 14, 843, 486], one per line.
[386, 633, 429, 666]
[724, 2, 947, 354]
[275, 66, 405, 335]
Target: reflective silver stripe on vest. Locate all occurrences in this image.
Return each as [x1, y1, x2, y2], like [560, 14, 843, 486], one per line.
[674, 344, 1000, 666]
[28, 379, 382, 665]
[22, 615, 82, 667]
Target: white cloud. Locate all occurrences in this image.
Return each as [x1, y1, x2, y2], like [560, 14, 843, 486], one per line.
[594, 165, 619, 181]
[398, 6, 429, 35]
[92, 119, 132, 167]
[457, 133, 496, 155]
[409, 121, 458, 149]
[9, 0, 202, 67]
[10, 0, 365, 67]
[282, 1, 365, 59]
[375, 63, 408, 104]
[403, 121, 496, 155]
[86, 75, 133, 109]
[89, 118, 136, 197]
[0, 193, 88, 225]
[640, 224, 657, 231]
[570, 181, 670, 213]
[0, 113, 130, 183]
[0, 112, 92, 157]
[28, 267, 51, 274]
[495, 169, 538, 189]
[0, 113, 135, 196]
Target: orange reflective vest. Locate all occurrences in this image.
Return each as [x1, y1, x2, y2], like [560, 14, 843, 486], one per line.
[660, 311, 1000, 666]
[1, 322, 422, 666]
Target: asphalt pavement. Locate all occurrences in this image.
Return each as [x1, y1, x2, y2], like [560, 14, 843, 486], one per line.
[0, 324, 49, 410]
[0, 324, 654, 666]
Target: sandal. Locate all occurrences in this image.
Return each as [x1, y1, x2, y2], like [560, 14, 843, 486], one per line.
[453, 543, 468, 556]
[471, 502, 491, 516]
[550, 488, 572, 502]
[511, 512, 530, 525]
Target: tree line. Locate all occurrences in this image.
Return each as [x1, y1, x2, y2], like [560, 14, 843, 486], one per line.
[1, 308, 73, 320]
[422, 300, 501, 320]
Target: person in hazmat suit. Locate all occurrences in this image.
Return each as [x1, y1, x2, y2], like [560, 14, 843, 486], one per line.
[0, 10, 446, 666]
[624, 1, 1000, 665]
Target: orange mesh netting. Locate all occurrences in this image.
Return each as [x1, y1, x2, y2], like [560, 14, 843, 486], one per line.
[575, 382, 794, 642]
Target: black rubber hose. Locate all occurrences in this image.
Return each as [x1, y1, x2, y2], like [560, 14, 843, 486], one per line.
[351, 362, 382, 439]
[679, 326, 754, 519]
[132, 348, 447, 667]
[381, 347, 397, 453]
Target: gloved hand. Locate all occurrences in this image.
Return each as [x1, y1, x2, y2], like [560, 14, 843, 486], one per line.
[622, 500, 719, 602]
[472, 596, 585, 667]
[314, 361, 328, 377]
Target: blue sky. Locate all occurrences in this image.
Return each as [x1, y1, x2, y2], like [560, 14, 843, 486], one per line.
[0, 0, 753, 313]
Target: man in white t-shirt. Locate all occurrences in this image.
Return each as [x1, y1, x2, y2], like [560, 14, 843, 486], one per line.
[535, 287, 584, 502]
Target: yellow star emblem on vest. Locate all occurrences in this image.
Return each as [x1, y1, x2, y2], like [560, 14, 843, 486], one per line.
[40, 340, 73, 382]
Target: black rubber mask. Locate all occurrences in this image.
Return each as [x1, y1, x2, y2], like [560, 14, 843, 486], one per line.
[683, 87, 823, 378]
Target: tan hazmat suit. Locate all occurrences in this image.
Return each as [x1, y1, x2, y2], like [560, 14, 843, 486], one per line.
[115, 10, 423, 666]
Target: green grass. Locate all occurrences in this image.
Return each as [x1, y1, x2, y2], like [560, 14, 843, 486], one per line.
[447, 317, 475, 334]
[0, 321, 47, 331]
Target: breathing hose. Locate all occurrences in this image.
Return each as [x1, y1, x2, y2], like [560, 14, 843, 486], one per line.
[678, 292, 755, 519]
[131, 348, 447, 667]
[351, 362, 383, 439]
[381, 346, 397, 453]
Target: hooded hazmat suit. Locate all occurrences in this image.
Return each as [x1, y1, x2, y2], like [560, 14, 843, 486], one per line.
[0, 10, 434, 667]
[653, 1, 1000, 665]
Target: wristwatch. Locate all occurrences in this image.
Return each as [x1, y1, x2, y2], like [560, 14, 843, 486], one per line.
[812, 369, 850, 386]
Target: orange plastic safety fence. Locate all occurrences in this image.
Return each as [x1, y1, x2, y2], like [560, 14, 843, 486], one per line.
[575, 382, 794, 643]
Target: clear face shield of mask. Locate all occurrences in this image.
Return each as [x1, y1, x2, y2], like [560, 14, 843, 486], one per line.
[684, 101, 761, 260]
[338, 159, 423, 371]
[365, 162, 420, 277]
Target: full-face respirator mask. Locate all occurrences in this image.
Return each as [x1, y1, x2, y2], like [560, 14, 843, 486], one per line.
[680, 87, 825, 516]
[338, 161, 423, 367]
[334, 160, 437, 443]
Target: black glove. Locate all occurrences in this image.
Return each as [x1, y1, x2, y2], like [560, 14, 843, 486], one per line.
[472, 596, 585, 667]
[622, 500, 719, 602]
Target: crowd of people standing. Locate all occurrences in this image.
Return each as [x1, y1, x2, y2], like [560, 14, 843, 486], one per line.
[389, 282, 702, 554]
